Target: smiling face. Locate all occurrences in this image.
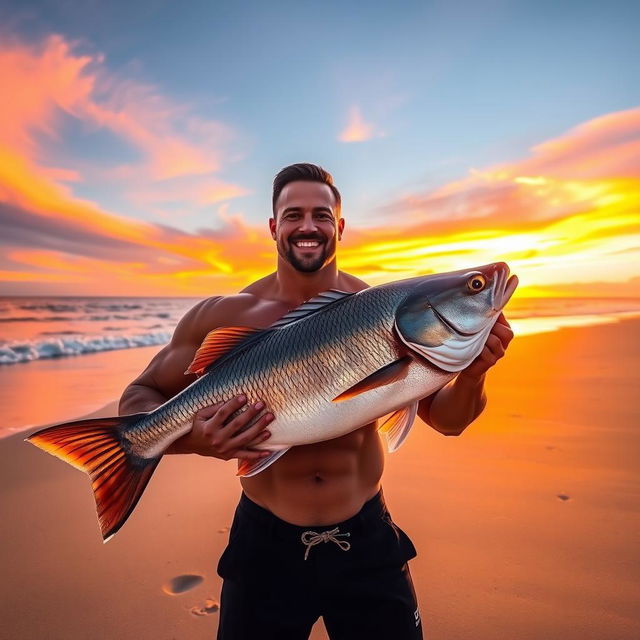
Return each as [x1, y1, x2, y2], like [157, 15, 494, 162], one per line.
[269, 181, 345, 273]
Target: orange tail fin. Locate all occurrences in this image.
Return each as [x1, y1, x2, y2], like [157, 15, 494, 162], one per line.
[25, 414, 160, 542]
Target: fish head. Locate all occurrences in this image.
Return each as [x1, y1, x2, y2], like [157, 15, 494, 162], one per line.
[394, 262, 518, 372]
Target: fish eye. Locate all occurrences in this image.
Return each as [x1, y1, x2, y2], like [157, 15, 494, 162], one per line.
[466, 274, 487, 292]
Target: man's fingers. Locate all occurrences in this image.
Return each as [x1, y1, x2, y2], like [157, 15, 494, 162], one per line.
[206, 395, 248, 426]
[246, 425, 274, 448]
[491, 320, 514, 347]
[228, 413, 274, 447]
[225, 401, 265, 435]
[246, 431, 273, 448]
[485, 335, 505, 359]
[223, 401, 265, 432]
[496, 312, 511, 327]
[236, 449, 274, 460]
[194, 402, 225, 422]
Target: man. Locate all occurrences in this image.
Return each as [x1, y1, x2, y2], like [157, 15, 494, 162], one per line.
[119, 163, 513, 639]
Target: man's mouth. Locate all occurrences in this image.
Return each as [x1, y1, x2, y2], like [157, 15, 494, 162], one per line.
[291, 239, 324, 249]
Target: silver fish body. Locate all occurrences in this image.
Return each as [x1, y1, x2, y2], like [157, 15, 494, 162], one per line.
[27, 262, 518, 540]
[132, 284, 444, 456]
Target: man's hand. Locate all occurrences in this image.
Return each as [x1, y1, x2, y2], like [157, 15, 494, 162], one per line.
[168, 395, 274, 462]
[457, 312, 514, 383]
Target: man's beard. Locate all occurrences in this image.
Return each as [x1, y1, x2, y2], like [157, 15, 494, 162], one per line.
[283, 235, 333, 273]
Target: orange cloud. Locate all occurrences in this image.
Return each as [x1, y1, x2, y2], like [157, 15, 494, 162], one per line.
[338, 106, 380, 142]
[0, 35, 94, 156]
[0, 35, 244, 200]
[0, 34, 258, 295]
[339, 109, 640, 295]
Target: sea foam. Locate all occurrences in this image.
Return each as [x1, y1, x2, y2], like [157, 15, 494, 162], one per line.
[0, 331, 171, 365]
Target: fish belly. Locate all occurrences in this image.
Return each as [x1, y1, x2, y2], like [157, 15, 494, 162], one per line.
[258, 357, 454, 448]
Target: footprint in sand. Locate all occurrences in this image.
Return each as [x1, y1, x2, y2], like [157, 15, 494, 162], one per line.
[556, 494, 571, 501]
[162, 574, 204, 595]
[190, 599, 220, 616]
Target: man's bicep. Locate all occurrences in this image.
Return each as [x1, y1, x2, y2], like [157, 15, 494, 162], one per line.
[128, 297, 219, 399]
[417, 391, 437, 428]
[133, 342, 199, 399]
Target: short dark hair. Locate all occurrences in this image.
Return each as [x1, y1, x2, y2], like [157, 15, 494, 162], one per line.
[272, 163, 341, 217]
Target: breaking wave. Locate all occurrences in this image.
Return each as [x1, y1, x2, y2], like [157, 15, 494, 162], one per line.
[0, 331, 171, 365]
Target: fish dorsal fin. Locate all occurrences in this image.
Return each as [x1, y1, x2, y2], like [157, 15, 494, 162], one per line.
[185, 326, 263, 376]
[270, 289, 353, 329]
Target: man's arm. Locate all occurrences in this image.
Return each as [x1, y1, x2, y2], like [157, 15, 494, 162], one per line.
[418, 313, 514, 436]
[119, 298, 212, 416]
[119, 297, 273, 459]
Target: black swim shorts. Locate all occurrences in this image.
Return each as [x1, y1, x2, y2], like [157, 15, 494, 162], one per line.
[216, 489, 423, 639]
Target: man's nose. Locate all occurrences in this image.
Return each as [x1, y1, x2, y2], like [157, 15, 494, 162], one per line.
[297, 213, 318, 232]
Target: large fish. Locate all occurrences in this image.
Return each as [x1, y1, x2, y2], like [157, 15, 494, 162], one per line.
[27, 262, 518, 541]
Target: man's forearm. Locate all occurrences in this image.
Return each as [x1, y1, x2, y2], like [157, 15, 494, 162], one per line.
[419, 373, 487, 436]
[119, 384, 189, 454]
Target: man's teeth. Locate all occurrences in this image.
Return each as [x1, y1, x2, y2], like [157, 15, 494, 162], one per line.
[295, 241, 320, 248]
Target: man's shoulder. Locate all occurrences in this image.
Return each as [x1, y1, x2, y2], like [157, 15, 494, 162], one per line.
[190, 293, 264, 322]
[337, 271, 370, 292]
[185, 291, 284, 337]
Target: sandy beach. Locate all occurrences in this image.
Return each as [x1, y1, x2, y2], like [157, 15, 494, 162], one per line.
[1, 318, 639, 639]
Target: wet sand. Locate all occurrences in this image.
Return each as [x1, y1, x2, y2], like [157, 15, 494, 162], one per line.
[0, 345, 163, 436]
[0, 318, 638, 639]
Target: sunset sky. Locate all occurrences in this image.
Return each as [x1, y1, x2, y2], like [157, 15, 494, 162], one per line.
[0, 0, 638, 298]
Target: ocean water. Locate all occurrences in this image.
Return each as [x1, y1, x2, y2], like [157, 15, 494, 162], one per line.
[0, 297, 199, 365]
[1, 295, 639, 437]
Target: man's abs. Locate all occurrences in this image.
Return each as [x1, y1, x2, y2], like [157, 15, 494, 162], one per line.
[240, 421, 385, 525]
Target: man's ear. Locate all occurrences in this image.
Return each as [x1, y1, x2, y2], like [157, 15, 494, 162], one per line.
[338, 217, 345, 241]
[269, 217, 277, 240]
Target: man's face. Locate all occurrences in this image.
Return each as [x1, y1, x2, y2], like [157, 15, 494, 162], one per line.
[269, 181, 345, 273]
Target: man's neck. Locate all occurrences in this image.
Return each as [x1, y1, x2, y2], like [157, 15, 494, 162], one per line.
[272, 256, 341, 307]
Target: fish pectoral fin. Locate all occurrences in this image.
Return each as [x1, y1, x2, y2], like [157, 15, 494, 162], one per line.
[236, 448, 290, 477]
[332, 356, 412, 403]
[25, 414, 159, 542]
[378, 402, 419, 452]
[185, 326, 263, 376]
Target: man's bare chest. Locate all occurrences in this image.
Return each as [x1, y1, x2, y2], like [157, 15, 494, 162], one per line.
[237, 300, 293, 330]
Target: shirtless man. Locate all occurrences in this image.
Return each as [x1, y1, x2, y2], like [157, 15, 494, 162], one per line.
[119, 163, 514, 639]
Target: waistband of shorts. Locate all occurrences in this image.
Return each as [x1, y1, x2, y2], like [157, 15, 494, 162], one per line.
[236, 488, 388, 539]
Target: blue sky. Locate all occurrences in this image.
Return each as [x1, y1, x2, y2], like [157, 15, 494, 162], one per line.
[3, 0, 638, 228]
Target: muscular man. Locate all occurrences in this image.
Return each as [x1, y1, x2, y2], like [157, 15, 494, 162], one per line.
[119, 163, 514, 639]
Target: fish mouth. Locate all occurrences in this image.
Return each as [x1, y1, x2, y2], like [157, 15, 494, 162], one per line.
[500, 274, 519, 307]
[493, 263, 519, 311]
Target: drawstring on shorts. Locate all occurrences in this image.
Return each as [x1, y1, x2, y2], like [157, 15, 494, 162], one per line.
[300, 527, 351, 561]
